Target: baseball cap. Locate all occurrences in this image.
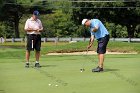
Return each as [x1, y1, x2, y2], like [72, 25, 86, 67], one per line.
[33, 10, 40, 16]
[82, 19, 88, 25]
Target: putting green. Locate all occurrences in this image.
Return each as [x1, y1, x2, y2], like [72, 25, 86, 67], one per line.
[0, 54, 140, 93]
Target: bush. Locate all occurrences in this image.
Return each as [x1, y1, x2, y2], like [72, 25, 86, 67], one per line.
[105, 22, 127, 38]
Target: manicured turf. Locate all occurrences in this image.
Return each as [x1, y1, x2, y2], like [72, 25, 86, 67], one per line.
[1, 41, 140, 54]
[0, 54, 140, 93]
[0, 41, 140, 93]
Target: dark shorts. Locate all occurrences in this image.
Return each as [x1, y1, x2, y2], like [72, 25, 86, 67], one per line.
[97, 35, 110, 54]
[26, 34, 41, 51]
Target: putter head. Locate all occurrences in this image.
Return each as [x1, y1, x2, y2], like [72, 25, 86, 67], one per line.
[85, 49, 89, 55]
[80, 68, 85, 72]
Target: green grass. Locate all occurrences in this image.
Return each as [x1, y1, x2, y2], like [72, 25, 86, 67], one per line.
[1, 41, 140, 55]
[0, 41, 140, 93]
[0, 54, 140, 93]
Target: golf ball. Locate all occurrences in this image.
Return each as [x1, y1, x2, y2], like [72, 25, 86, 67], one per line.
[81, 71, 83, 72]
[55, 85, 58, 87]
[48, 84, 51, 86]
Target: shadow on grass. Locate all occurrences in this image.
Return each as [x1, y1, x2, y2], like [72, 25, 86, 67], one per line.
[40, 65, 57, 68]
[104, 68, 119, 72]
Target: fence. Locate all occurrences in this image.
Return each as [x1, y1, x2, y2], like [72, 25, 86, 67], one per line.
[0, 37, 140, 43]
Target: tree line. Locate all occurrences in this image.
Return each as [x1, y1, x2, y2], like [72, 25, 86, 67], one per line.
[0, 0, 140, 38]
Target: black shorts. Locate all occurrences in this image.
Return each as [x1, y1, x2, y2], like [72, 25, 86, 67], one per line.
[26, 34, 41, 51]
[97, 35, 109, 54]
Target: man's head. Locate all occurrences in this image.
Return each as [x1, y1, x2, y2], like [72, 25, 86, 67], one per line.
[82, 19, 90, 27]
[32, 10, 39, 20]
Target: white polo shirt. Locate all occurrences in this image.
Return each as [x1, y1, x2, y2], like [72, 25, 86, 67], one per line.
[24, 17, 43, 34]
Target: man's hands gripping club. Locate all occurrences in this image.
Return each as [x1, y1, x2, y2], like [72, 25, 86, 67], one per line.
[87, 35, 94, 49]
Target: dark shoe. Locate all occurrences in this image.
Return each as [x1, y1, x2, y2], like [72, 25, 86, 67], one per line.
[92, 66, 103, 72]
[25, 63, 29, 68]
[35, 63, 40, 68]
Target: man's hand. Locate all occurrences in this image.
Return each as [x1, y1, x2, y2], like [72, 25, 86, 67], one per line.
[91, 27, 98, 32]
[87, 35, 94, 49]
[87, 45, 92, 49]
[35, 28, 43, 32]
[25, 28, 33, 32]
[35, 29, 40, 32]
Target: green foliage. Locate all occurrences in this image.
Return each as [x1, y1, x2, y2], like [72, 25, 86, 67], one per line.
[40, 9, 79, 37]
[0, 0, 140, 38]
[0, 0, 53, 38]
[115, 25, 127, 38]
[0, 22, 6, 37]
[0, 22, 14, 38]
[105, 22, 127, 38]
[72, 0, 140, 37]
[134, 24, 140, 38]
[0, 0, 25, 37]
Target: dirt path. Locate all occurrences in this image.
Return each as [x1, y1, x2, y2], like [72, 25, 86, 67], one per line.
[47, 51, 137, 55]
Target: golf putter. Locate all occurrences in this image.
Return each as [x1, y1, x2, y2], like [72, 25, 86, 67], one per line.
[80, 48, 89, 72]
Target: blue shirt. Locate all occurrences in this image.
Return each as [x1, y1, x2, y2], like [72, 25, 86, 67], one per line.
[90, 19, 109, 39]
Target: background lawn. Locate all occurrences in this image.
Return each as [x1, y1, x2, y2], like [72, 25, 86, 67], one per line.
[0, 41, 140, 93]
[0, 54, 140, 93]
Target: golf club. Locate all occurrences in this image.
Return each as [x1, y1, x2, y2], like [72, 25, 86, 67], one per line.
[80, 49, 89, 72]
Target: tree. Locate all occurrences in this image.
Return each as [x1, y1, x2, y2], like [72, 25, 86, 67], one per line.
[71, 0, 140, 38]
[0, 0, 53, 38]
[41, 1, 80, 37]
[0, 0, 24, 38]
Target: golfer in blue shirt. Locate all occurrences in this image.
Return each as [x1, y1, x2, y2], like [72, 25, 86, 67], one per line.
[82, 19, 110, 72]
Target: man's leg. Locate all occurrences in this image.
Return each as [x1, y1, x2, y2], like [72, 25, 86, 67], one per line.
[25, 50, 30, 67]
[35, 51, 40, 62]
[25, 34, 32, 67]
[92, 40, 105, 72]
[35, 51, 40, 67]
[93, 35, 109, 72]
[92, 54, 104, 72]
[34, 35, 41, 67]
[98, 54, 104, 68]
[26, 50, 30, 62]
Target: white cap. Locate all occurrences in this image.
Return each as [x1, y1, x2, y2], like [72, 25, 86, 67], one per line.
[82, 19, 88, 25]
